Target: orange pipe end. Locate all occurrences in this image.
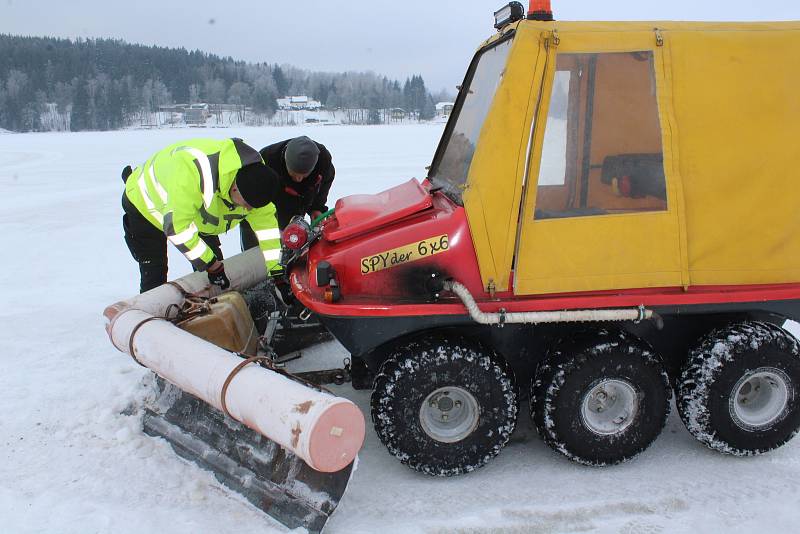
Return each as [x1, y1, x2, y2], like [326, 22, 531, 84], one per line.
[308, 402, 366, 472]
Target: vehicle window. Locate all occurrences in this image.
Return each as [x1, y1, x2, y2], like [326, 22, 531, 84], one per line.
[429, 37, 513, 204]
[534, 51, 667, 220]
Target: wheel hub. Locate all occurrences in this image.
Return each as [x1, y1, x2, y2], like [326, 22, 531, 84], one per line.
[730, 367, 791, 430]
[419, 386, 480, 443]
[580, 379, 639, 436]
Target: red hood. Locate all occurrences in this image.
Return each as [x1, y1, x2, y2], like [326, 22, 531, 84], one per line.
[322, 178, 433, 242]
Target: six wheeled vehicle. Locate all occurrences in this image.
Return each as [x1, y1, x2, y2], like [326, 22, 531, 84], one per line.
[283, 3, 800, 474]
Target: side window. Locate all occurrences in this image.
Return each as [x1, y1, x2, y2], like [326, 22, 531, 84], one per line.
[534, 51, 667, 220]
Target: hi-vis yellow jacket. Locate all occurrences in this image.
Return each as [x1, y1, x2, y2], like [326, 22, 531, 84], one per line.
[124, 138, 281, 273]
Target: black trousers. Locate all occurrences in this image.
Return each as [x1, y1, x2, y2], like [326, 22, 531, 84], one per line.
[122, 193, 222, 293]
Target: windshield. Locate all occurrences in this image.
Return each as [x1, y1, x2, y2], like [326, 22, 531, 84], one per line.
[429, 36, 514, 204]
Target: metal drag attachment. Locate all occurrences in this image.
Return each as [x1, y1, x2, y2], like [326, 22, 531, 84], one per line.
[142, 375, 354, 534]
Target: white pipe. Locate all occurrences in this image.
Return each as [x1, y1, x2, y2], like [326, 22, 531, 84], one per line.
[104, 250, 365, 473]
[104, 247, 267, 325]
[444, 281, 658, 326]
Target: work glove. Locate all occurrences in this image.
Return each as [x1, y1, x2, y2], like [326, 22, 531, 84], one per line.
[207, 262, 230, 290]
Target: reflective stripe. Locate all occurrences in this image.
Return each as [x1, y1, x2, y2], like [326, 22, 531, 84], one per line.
[168, 223, 199, 245]
[174, 146, 216, 209]
[185, 241, 210, 261]
[255, 228, 281, 241]
[262, 248, 281, 261]
[163, 212, 203, 256]
[199, 205, 219, 226]
[163, 212, 177, 237]
[137, 174, 163, 225]
[190, 257, 210, 271]
[148, 164, 168, 203]
[223, 213, 247, 232]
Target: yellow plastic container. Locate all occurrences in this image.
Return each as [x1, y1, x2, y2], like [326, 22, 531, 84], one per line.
[177, 292, 259, 356]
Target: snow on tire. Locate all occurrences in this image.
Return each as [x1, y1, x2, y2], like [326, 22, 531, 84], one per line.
[531, 329, 671, 466]
[370, 335, 518, 476]
[677, 321, 800, 456]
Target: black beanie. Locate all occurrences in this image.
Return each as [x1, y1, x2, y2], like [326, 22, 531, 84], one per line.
[285, 136, 320, 175]
[235, 163, 280, 208]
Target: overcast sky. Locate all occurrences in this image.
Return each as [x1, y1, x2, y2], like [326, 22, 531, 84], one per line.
[2, 0, 799, 92]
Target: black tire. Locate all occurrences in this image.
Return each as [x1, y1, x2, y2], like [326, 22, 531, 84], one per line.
[370, 335, 518, 476]
[677, 321, 800, 456]
[531, 329, 671, 466]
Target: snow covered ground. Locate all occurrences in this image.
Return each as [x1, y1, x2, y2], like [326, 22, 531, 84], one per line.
[2, 124, 800, 534]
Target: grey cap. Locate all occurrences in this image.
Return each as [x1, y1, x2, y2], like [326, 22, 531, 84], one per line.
[285, 136, 320, 175]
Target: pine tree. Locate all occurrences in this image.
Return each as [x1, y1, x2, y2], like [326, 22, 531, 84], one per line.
[251, 75, 278, 115]
[272, 65, 289, 96]
[70, 77, 90, 131]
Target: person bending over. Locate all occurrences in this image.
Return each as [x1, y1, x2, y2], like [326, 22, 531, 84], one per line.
[122, 137, 282, 293]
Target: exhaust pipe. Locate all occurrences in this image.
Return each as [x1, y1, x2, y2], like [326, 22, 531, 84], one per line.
[444, 280, 663, 328]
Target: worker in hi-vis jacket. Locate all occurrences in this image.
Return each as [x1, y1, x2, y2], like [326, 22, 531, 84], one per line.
[121, 137, 282, 293]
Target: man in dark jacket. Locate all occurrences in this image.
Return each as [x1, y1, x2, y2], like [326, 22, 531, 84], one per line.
[240, 136, 335, 250]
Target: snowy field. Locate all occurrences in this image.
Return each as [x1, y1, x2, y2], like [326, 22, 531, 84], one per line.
[2, 124, 800, 534]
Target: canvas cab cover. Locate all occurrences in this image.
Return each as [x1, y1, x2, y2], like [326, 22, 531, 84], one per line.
[447, 21, 800, 295]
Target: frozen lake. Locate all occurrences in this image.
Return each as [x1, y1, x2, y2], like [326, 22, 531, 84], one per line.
[1, 124, 800, 533]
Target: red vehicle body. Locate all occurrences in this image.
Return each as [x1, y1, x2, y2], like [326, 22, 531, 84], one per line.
[291, 179, 800, 380]
[287, 177, 800, 476]
[285, 6, 800, 476]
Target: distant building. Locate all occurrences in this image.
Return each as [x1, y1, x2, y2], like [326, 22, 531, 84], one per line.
[158, 104, 187, 126]
[389, 108, 407, 121]
[435, 102, 454, 117]
[159, 104, 188, 114]
[185, 103, 210, 125]
[277, 95, 322, 111]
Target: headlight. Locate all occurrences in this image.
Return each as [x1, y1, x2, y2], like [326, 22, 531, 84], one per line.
[493, 2, 525, 30]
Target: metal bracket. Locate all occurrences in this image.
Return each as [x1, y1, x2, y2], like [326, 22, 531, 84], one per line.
[654, 28, 664, 47]
[545, 30, 560, 50]
[487, 279, 497, 298]
[295, 366, 352, 386]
